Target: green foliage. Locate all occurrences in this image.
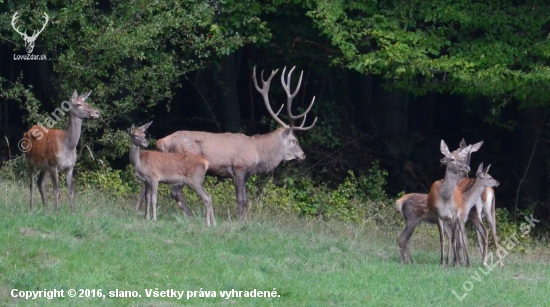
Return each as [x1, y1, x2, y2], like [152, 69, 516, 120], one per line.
[77, 163, 140, 196]
[0, 0, 269, 162]
[306, 0, 550, 107]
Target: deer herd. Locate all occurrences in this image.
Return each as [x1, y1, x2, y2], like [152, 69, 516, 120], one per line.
[21, 66, 502, 268]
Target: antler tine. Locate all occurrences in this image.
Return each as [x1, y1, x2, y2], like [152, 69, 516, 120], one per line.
[252, 66, 288, 128]
[280, 66, 317, 131]
[11, 11, 27, 37]
[292, 114, 318, 131]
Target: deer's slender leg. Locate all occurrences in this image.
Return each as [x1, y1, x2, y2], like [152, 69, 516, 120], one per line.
[136, 185, 146, 211]
[50, 170, 60, 212]
[38, 170, 48, 208]
[66, 167, 76, 213]
[28, 166, 36, 210]
[170, 184, 193, 217]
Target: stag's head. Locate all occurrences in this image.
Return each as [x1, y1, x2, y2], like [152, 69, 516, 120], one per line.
[440, 140, 471, 174]
[69, 90, 100, 119]
[129, 122, 152, 148]
[11, 11, 49, 53]
[278, 128, 305, 160]
[253, 66, 317, 161]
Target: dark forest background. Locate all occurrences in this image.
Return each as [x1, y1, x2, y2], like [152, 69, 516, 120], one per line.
[1, 0, 549, 224]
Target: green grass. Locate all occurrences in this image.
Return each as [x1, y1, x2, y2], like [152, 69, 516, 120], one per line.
[0, 180, 549, 307]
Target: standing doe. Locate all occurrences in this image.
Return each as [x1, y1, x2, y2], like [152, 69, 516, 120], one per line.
[396, 140, 483, 264]
[23, 90, 100, 212]
[129, 122, 214, 226]
[141, 66, 317, 220]
[427, 140, 472, 267]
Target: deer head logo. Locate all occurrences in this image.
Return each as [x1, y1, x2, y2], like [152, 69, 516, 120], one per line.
[11, 11, 49, 54]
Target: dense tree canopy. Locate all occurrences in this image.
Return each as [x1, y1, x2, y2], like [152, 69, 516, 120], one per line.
[1, 0, 550, 220]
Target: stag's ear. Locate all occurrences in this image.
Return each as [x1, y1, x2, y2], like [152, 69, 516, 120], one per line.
[476, 163, 484, 176]
[71, 90, 78, 102]
[79, 90, 92, 101]
[469, 141, 483, 153]
[440, 140, 451, 156]
[459, 138, 467, 149]
[140, 121, 153, 131]
[282, 128, 293, 137]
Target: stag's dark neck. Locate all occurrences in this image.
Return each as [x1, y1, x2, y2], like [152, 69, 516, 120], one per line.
[64, 112, 84, 150]
[251, 129, 286, 174]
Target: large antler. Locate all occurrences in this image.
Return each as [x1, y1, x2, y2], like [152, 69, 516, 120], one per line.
[253, 66, 288, 128]
[30, 12, 49, 40]
[280, 66, 317, 131]
[252, 66, 317, 131]
[11, 12, 28, 38]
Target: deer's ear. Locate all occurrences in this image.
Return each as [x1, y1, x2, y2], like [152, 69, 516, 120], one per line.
[79, 90, 92, 101]
[484, 164, 491, 174]
[129, 125, 135, 135]
[140, 121, 153, 131]
[476, 163, 484, 176]
[440, 140, 451, 156]
[469, 141, 483, 153]
[458, 144, 472, 158]
[459, 138, 467, 149]
[71, 90, 78, 102]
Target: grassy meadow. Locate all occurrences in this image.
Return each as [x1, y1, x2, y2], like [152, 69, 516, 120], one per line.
[0, 179, 549, 307]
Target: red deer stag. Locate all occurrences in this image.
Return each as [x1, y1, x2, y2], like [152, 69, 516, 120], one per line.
[396, 140, 483, 264]
[23, 90, 100, 212]
[427, 140, 472, 267]
[142, 66, 317, 219]
[129, 122, 215, 226]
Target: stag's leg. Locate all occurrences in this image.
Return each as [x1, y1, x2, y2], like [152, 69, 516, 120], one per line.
[28, 166, 36, 210]
[398, 218, 420, 264]
[188, 181, 214, 227]
[66, 167, 76, 213]
[487, 199, 504, 267]
[50, 170, 60, 212]
[233, 172, 249, 220]
[170, 185, 193, 217]
[136, 185, 147, 211]
[37, 170, 48, 208]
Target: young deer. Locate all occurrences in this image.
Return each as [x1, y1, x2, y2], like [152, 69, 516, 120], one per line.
[129, 122, 215, 226]
[455, 163, 500, 267]
[427, 140, 472, 267]
[396, 140, 484, 264]
[23, 90, 100, 212]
